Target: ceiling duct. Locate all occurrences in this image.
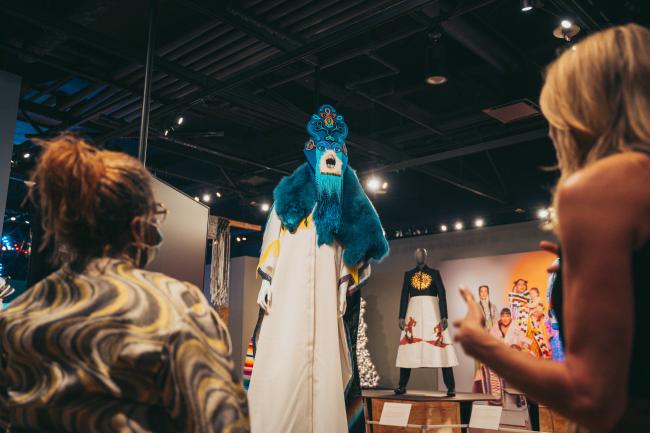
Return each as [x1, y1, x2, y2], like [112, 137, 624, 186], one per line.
[421, 1, 521, 74]
[482, 99, 540, 124]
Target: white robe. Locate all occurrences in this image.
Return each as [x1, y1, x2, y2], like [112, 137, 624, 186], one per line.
[248, 210, 368, 433]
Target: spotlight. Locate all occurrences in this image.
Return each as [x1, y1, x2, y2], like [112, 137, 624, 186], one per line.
[381, 182, 389, 190]
[366, 178, 381, 191]
[194, 196, 199, 202]
[425, 31, 448, 85]
[242, 237, 247, 241]
[25, 221, 30, 225]
[176, 116, 184, 126]
[216, 192, 222, 198]
[236, 237, 241, 242]
[537, 208, 550, 219]
[454, 221, 464, 231]
[163, 129, 170, 137]
[554, 19, 580, 41]
[9, 217, 16, 221]
[440, 224, 448, 232]
[474, 218, 485, 228]
[521, 0, 533, 11]
[261, 203, 270, 212]
[202, 194, 211, 203]
[23, 153, 30, 159]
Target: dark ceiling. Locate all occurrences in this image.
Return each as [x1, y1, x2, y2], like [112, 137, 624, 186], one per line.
[2, 0, 649, 251]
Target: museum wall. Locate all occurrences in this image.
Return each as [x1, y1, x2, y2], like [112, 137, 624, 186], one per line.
[229, 220, 554, 388]
[228, 256, 260, 376]
[363, 220, 554, 391]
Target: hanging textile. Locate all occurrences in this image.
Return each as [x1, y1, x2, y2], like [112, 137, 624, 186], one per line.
[208, 216, 230, 320]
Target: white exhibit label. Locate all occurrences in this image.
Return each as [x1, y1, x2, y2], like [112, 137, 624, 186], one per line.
[469, 404, 502, 430]
[379, 402, 412, 427]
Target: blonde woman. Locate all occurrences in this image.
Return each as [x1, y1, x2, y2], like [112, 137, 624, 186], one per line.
[454, 24, 650, 432]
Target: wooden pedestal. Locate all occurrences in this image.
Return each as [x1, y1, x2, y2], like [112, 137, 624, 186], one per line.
[539, 405, 572, 433]
[363, 390, 498, 433]
[371, 399, 460, 433]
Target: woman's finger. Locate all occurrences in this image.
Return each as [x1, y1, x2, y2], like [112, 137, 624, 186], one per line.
[459, 287, 476, 304]
[540, 240, 560, 255]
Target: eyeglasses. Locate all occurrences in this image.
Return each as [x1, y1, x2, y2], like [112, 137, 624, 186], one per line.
[153, 202, 168, 224]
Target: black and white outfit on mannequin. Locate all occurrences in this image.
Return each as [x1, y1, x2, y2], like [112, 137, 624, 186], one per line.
[395, 265, 458, 395]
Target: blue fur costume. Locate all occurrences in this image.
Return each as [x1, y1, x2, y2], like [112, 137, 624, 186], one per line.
[273, 162, 389, 267]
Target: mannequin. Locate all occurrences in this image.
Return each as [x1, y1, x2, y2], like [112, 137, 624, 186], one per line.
[246, 105, 389, 433]
[395, 247, 458, 396]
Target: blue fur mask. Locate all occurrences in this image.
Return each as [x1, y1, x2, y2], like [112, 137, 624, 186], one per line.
[304, 104, 350, 239]
[304, 104, 349, 175]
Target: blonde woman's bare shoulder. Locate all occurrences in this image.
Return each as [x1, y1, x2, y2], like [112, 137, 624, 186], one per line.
[562, 151, 650, 196]
[558, 151, 650, 245]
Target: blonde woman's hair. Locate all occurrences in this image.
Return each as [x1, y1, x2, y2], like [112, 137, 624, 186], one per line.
[540, 23, 650, 181]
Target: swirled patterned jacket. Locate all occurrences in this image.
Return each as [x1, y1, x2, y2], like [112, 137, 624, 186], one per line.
[0, 258, 249, 433]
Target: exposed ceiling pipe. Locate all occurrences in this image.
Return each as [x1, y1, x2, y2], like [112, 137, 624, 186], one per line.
[25, 0, 114, 56]
[419, 1, 521, 74]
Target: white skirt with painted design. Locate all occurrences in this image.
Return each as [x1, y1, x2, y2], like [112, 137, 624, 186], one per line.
[396, 295, 459, 368]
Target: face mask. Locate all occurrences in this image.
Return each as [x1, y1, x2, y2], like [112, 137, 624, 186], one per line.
[134, 220, 164, 269]
[304, 104, 349, 174]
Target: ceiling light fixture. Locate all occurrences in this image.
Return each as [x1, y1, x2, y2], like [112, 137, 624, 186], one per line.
[176, 116, 184, 125]
[23, 153, 30, 159]
[194, 196, 199, 202]
[216, 192, 222, 198]
[454, 221, 464, 231]
[475, 218, 485, 228]
[520, 0, 533, 12]
[163, 129, 170, 136]
[382, 182, 389, 190]
[440, 224, 448, 232]
[554, 19, 581, 42]
[9, 217, 16, 221]
[537, 208, 550, 219]
[261, 203, 270, 212]
[425, 30, 448, 85]
[202, 194, 211, 203]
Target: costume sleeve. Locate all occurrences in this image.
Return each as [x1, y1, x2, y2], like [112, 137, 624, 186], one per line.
[160, 284, 249, 433]
[339, 259, 371, 295]
[257, 207, 282, 283]
[435, 270, 449, 321]
[399, 272, 410, 320]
